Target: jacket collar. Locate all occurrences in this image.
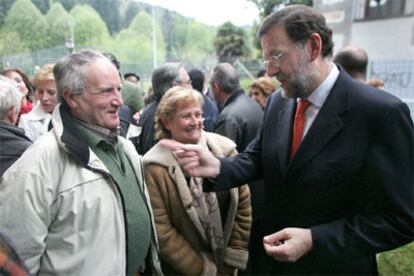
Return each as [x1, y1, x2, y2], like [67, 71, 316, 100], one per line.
[221, 88, 244, 110]
[285, 67, 350, 177]
[52, 103, 92, 169]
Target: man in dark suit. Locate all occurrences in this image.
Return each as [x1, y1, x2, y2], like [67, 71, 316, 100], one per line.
[188, 68, 219, 132]
[160, 5, 414, 274]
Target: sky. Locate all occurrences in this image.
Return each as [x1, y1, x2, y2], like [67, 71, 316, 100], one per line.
[135, 0, 260, 26]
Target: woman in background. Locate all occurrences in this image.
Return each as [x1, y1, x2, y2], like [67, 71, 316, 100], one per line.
[1, 68, 34, 118]
[250, 77, 277, 109]
[143, 86, 251, 275]
[19, 64, 57, 141]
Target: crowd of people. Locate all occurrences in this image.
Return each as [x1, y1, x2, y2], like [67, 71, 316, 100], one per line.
[0, 4, 413, 276]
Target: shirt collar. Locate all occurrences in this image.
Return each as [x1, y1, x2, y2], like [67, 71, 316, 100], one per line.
[75, 119, 120, 147]
[306, 63, 340, 108]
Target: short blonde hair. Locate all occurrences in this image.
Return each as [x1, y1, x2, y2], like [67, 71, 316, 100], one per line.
[155, 86, 204, 140]
[250, 77, 277, 96]
[33, 64, 55, 87]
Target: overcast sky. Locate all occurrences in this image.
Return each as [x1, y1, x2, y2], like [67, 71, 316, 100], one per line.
[135, 0, 260, 26]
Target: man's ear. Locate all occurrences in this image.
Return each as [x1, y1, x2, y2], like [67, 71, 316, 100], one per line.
[7, 106, 19, 125]
[308, 32, 322, 61]
[62, 90, 79, 109]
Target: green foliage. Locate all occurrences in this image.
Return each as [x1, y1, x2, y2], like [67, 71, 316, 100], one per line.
[69, 4, 110, 46]
[88, 0, 121, 34]
[0, 30, 30, 56]
[0, 0, 15, 27]
[378, 242, 414, 275]
[122, 1, 141, 29]
[45, 2, 74, 47]
[59, 0, 79, 12]
[128, 11, 165, 61]
[159, 11, 215, 63]
[32, 0, 50, 14]
[214, 21, 251, 64]
[4, 0, 48, 50]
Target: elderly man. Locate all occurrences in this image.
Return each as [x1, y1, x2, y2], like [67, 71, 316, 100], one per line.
[161, 5, 414, 275]
[0, 50, 162, 275]
[138, 62, 192, 154]
[0, 76, 32, 176]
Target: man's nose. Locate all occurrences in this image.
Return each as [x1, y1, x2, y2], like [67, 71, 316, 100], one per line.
[112, 90, 124, 106]
[266, 65, 280, 77]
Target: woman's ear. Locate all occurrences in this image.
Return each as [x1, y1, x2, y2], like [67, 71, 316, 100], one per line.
[162, 118, 171, 131]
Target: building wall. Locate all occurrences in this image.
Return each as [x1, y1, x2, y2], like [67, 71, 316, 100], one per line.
[350, 15, 414, 60]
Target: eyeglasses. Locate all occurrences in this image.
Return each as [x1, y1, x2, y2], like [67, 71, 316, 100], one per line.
[263, 52, 287, 68]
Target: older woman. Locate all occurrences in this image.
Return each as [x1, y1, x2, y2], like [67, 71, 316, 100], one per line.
[18, 64, 57, 141]
[1, 68, 34, 117]
[250, 77, 277, 109]
[143, 86, 251, 275]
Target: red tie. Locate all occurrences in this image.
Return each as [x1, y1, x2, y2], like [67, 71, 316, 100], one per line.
[290, 99, 311, 160]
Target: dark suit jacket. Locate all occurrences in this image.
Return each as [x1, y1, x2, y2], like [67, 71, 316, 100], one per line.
[137, 101, 158, 155]
[207, 68, 414, 274]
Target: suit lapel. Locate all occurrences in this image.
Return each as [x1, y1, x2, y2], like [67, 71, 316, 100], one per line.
[275, 99, 296, 176]
[287, 74, 349, 177]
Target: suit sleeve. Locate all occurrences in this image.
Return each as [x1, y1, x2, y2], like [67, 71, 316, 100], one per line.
[204, 132, 263, 192]
[311, 101, 414, 259]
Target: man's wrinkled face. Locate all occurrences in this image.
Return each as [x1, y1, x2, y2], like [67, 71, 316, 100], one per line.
[71, 59, 123, 131]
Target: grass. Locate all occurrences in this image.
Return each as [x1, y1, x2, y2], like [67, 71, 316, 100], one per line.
[378, 242, 414, 275]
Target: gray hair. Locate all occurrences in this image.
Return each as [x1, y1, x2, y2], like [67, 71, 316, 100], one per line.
[151, 62, 183, 102]
[210, 63, 240, 94]
[53, 50, 111, 103]
[258, 5, 334, 58]
[0, 76, 22, 121]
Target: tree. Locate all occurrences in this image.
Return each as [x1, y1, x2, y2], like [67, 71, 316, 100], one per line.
[122, 1, 141, 29]
[69, 4, 110, 47]
[0, 0, 15, 27]
[214, 21, 250, 64]
[3, 0, 48, 51]
[128, 11, 165, 62]
[59, 0, 79, 12]
[32, 0, 50, 14]
[45, 2, 74, 48]
[0, 30, 30, 57]
[88, 0, 121, 34]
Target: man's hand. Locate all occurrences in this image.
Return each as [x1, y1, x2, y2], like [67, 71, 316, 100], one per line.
[263, 228, 313, 263]
[159, 139, 221, 178]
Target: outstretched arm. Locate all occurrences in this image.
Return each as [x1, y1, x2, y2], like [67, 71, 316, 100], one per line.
[159, 139, 221, 178]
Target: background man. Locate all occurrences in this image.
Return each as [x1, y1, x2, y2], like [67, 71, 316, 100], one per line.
[124, 72, 140, 85]
[333, 45, 368, 82]
[0, 76, 32, 176]
[138, 62, 192, 154]
[0, 50, 162, 275]
[162, 5, 414, 275]
[188, 68, 218, 132]
[209, 63, 265, 274]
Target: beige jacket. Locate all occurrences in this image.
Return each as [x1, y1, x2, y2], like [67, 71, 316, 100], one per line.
[143, 132, 251, 275]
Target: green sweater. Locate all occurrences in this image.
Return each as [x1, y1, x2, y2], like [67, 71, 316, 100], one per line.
[77, 122, 151, 275]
